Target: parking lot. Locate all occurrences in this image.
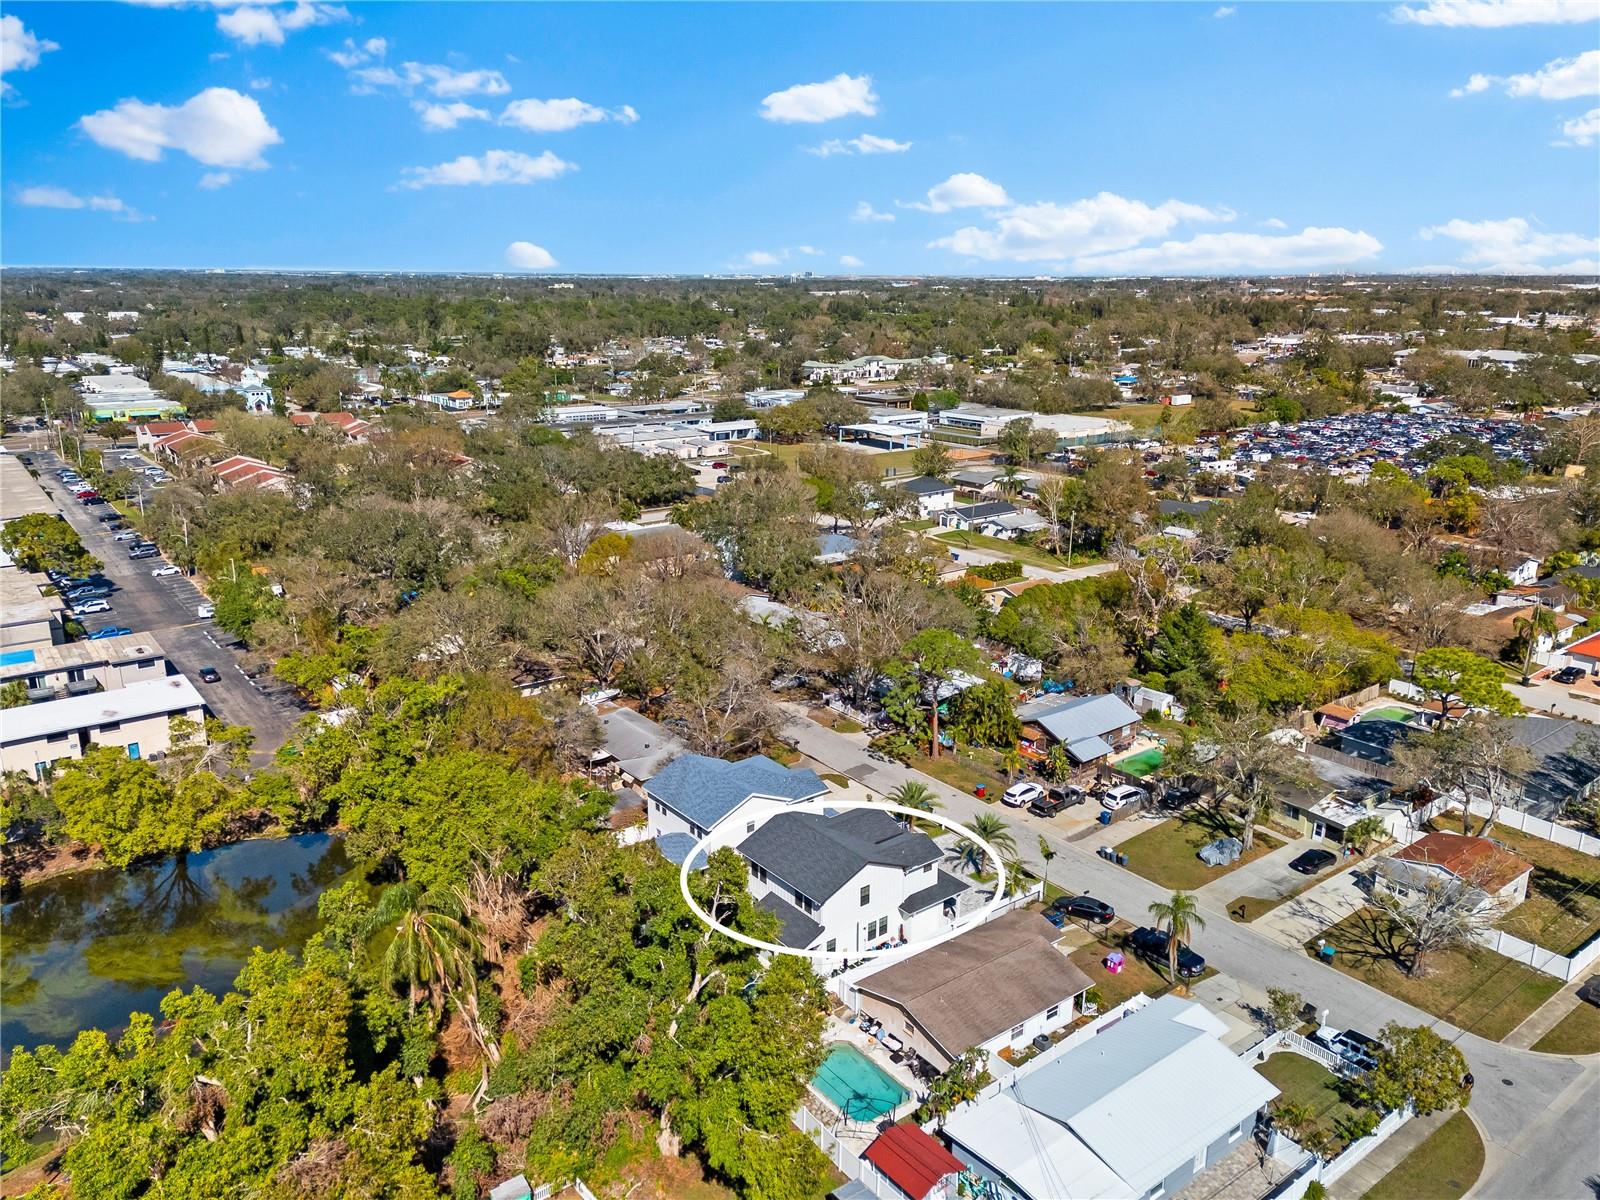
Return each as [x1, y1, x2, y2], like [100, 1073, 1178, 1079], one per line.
[26, 448, 306, 766]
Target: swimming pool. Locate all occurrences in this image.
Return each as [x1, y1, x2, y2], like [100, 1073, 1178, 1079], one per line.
[812, 1043, 907, 1121]
[1117, 747, 1164, 777]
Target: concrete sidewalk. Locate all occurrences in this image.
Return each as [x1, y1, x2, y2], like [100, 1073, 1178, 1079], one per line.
[1503, 971, 1598, 1050]
[1330, 1108, 1452, 1200]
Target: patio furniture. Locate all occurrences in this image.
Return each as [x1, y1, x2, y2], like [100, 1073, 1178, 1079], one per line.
[881, 1033, 905, 1054]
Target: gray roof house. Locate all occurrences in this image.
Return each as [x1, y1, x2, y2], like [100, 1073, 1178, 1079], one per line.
[943, 995, 1279, 1200]
[643, 754, 828, 856]
[1015, 693, 1142, 765]
[591, 705, 688, 784]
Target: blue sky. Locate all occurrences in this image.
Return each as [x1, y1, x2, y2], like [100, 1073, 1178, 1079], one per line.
[2, 1, 1597, 274]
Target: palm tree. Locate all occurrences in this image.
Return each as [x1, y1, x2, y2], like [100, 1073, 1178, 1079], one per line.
[999, 749, 1025, 782]
[889, 780, 939, 814]
[1513, 607, 1559, 683]
[1038, 836, 1058, 891]
[955, 813, 1018, 875]
[1146, 890, 1206, 988]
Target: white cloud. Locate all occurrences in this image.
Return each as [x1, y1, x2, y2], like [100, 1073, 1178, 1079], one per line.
[1074, 226, 1383, 273]
[759, 73, 877, 123]
[740, 250, 782, 267]
[1260, 217, 1288, 229]
[1557, 106, 1600, 145]
[198, 171, 233, 188]
[500, 97, 638, 132]
[15, 185, 143, 220]
[1, 14, 58, 96]
[249, 77, 271, 90]
[839, 254, 863, 269]
[79, 87, 282, 168]
[506, 240, 557, 269]
[1213, 5, 1237, 16]
[1394, 0, 1596, 26]
[809, 132, 911, 157]
[905, 172, 1011, 213]
[853, 200, 895, 223]
[933, 191, 1230, 261]
[351, 61, 510, 98]
[399, 148, 574, 188]
[216, 2, 347, 47]
[414, 100, 489, 130]
[797, 245, 823, 256]
[326, 35, 385, 68]
[1452, 49, 1600, 100]
[1420, 216, 1600, 272]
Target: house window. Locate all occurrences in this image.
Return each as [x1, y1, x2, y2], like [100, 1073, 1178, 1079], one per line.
[137, 658, 156, 669]
[1228, 1127, 1243, 1143]
[825, 939, 836, 953]
[746, 820, 756, 834]
[860, 884, 871, 906]
[923, 863, 933, 873]
[754, 865, 767, 884]
[1010, 1024, 1025, 1039]
[100, 722, 121, 733]
[1046, 1005, 1059, 1021]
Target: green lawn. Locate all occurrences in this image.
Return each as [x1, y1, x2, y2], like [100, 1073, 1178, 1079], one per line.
[1118, 811, 1285, 892]
[1360, 1111, 1484, 1200]
[931, 529, 1095, 571]
[1530, 1000, 1600, 1055]
[909, 746, 1008, 800]
[1309, 908, 1564, 1041]
[1069, 935, 1172, 1009]
[1487, 825, 1600, 956]
[1254, 1052, 1374, 1155]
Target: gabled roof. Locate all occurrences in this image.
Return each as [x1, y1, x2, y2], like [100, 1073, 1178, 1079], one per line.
[900, 869, 967, 916]
[756, 893, 824, 948]
[862, 1125, 965, 1200]
[644, 753, 826, 831]
[1014, 693, 1141, 749]
[1564, 629, 1600, 659]
[899, 474, 955, 496]
[739, 808, 940, 903]
[949, 501, 1017, 520]
[1392, 831, 1532, 892]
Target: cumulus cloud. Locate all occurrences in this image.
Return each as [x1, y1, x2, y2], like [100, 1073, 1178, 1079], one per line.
[1213, 5, 1237, 16]
[198, 171, 233, 188]
[500, 97, 638, 132]
[216, 2, 347, 47]
[904, 172, 1010, 213]
[1075, 227, 1383, 273]
[1557, 106, 1600, 145]
[506, 240, 557, 269]
[352, 61, 510, 98]
[326, 35, 386, 68]
[1394, 0, 1595, 26]
[809, 132, 911, 157]
[79, 87, 282, 168]
[400, 148, 574, 188]
[1420, 216, 1600, 272]
[739, 250, 783, 267]
[1452, 49, 1600, 99]
[1260, 217, 1288, 229]
[1, 14, 58, 97]
[853, 200, 895, 223]
[414, 100, 489, 130]
[932, 191, 1229, 261]
[15, 185, 144, 219]
[760, 73, 877, 123]
[839, 254, 864, 268]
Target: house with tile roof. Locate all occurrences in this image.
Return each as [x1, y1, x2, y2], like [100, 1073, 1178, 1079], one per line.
[856, 1124, 966, 1200]
[642, 753, 828, 860]
[1376, 830, 1533, 908]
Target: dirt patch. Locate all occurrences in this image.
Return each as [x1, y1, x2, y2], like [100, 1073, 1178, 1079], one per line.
[2, 840, 103, 891]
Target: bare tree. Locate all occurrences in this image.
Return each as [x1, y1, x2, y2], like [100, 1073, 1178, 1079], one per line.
[1373, 859, 1510, 977]
[1390, 716, 1534, 837]
[1187, 705, 1316, 849]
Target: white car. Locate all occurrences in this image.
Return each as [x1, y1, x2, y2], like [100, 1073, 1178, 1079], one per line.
[112, 530, 139, 541]
[197, 603, 216, 618]
[151, 564, 181, 577]
[1001, 781, 1045, 808]
[72, 599, 112, 615]
[1101, 784, 1146, 811]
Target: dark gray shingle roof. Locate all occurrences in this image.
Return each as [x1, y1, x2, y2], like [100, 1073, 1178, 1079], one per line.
[757, 893, 825, 948]
[739, 809, 941, 902]
[900, 475, 954, 496]
[900, 869, 967, 915]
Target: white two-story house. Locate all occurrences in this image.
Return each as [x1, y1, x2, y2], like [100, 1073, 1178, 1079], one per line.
[738, 808, 966, 972]
[643, 753, 829, 867]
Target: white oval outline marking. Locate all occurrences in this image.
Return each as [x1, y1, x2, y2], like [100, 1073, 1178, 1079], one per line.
[678, 797, 1010, 961]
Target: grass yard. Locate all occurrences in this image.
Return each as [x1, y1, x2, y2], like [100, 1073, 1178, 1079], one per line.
[1308, 908, 1564, 1041]
[931, 529, 1097, 571]
[1360, 1111, 1484, 1200]
[1530, 1000, 1600, 1055]
[1487, 824, 1600, 957]
[1069, 934, 1173, 1010]
[909, 746, 1008, 800]
[1118, 811, 1285, 892]
[1254, 1052, 1373, 1156]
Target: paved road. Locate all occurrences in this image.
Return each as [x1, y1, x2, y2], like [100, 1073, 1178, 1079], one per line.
[781, 711, 1600, 1200]
[27, 448, 305, 766]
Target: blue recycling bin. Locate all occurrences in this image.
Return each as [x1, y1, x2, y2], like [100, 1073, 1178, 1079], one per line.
[1099, 810, 1112, 826]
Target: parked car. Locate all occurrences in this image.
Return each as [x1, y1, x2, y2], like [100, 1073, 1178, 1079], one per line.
[71, 599, 112, 615]
[97, 512, 123, 523]
[1552, 666, 1587, 685]
[1002, 781, 1045, 808]
[1049, 894, 1114, 924]
[129, 545, 159, 560]
[1578, 976, 1600, 1007]
[1029, 786, 1088, 817]
[88, 625, 134, 639]
[82, 496, 106, 506]
[1332, 1030, 1382, 1073]
[113, 530, 139, 541]
[1101, 783, 1145, 811]
[198, 666, 222, 684]
[716, 474, 733, 484]
[711, 461, 728, 469]
[1289, 848, 1338, 875]
[1126, 927, 1206, 977]
[151, 564, 182, 577]
[197, 603, 216, 618]
[65, 586, 109, 601]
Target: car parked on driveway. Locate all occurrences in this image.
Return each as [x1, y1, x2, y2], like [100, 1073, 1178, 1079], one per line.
[1289, 848, 1338, 875]
[1332, 1030, 1382, 1072]
[1126, 927, 1206, 977]
[1049, 894, 1115, 924]
[1029, 786, 1087, 817]
[1002, 781, 1045, 808]
[1101, 783, 1145, 811]
[1552, 666, 1587, 685]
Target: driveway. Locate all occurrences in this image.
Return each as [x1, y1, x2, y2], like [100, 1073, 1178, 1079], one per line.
[1250, 868, 1373, 952]
[1503, 676, 1600, 726]
[780, 711, 1599, 1200]
[1191, 833, 1311, 905]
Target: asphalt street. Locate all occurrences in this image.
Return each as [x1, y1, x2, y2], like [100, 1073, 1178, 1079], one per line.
[26, 447, 306, 766]
[780, 710, 1600, 1200]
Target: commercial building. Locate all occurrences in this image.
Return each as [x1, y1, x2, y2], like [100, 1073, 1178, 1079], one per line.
[0, 634, 169, 700]
[936, 404, 1132, 446]
[1, 675, 207, 777]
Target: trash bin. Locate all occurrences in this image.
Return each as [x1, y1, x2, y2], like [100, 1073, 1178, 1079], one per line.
[1099, 810, 1112, 826]
[1117, 853, 1128, 867]
[974, 785, 986, 800]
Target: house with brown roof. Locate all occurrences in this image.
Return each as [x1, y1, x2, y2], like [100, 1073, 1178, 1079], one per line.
[848, 910, 1092, 1073]
[1375, 831, 1532, 908]
[209, 455, 292, 493]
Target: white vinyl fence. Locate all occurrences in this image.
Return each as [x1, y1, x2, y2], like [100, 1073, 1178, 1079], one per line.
[1474, 927, 1600, 982]
[793, 1104, 864, 1183]
[1461, 800, 1600, 857]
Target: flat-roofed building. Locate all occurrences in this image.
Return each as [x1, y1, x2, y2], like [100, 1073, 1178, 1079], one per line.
[0, 634, 169, 699]
[1, 675, 207, 777]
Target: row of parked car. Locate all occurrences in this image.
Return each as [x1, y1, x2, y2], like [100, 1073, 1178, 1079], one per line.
[1001, 779, 1147, 816]
[1041, 894, 1210, 978]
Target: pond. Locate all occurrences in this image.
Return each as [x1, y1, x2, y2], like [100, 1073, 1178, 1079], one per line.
[1, 833, 360, 1055]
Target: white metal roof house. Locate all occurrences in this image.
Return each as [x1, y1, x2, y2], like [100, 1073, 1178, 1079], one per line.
[942, 995, 1278, 1200]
